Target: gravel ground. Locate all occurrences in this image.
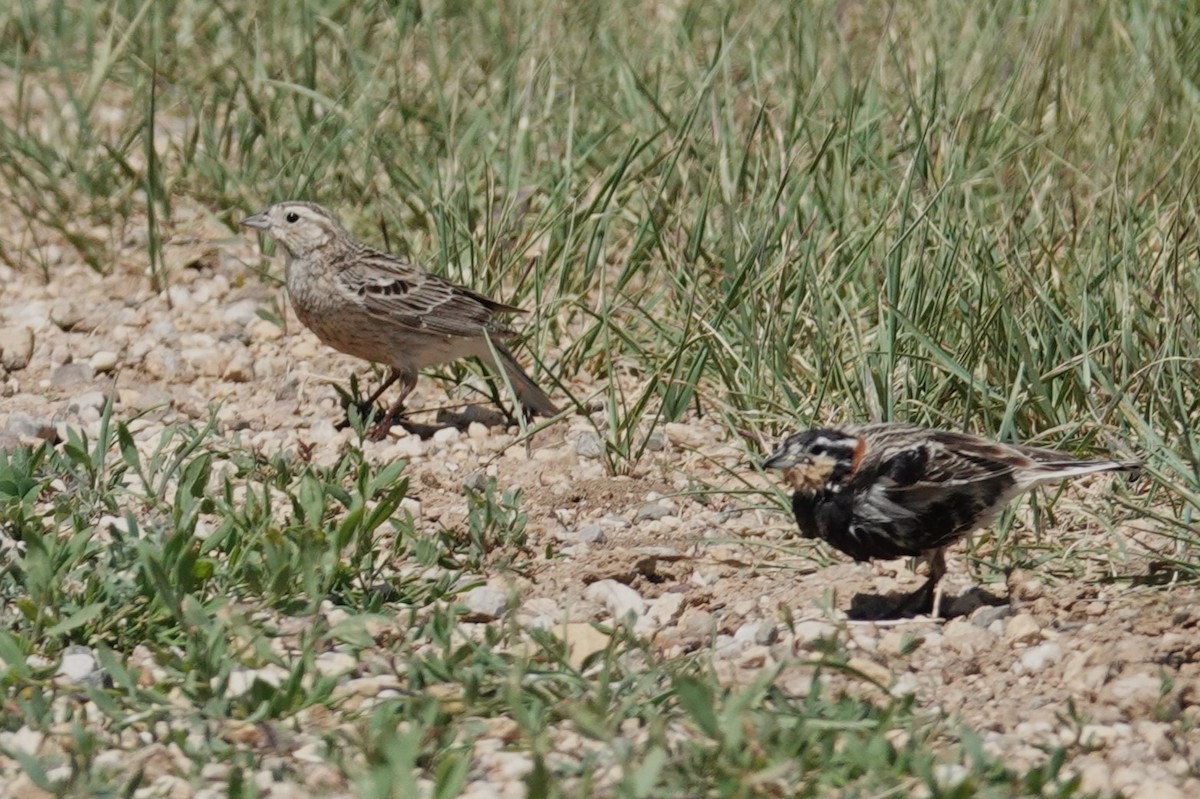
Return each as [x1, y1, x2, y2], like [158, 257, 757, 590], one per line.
[0, 209, 1196, 797]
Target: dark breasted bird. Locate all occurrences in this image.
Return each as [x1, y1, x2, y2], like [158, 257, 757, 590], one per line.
[762, 422, 1138, 617]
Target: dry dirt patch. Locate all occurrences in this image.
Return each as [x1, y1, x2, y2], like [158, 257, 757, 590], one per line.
[1, 228, 1197, 796]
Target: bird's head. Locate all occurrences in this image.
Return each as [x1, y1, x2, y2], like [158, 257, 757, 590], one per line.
[762, 428, 865, 493]
[241, 201, 349, 259]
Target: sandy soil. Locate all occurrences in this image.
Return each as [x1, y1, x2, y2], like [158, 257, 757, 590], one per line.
[1, 211, 1196, 798]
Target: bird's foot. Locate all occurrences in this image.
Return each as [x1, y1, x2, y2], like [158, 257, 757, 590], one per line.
[336, 403, 394, 440]
[366, 411, 401, 441]
[337, 397, 383, 429]
[889, 582, 937, 619]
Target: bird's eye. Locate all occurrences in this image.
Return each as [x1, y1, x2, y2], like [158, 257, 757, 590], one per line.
[810, 444, 826, 456]
[285, 212, 300, 223]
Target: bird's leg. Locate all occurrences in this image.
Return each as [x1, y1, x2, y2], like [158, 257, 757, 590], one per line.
[361, 369, 401, 413]
[891, 549, 947, 619]
[367, 371, 417, 441]
[340, 370, 400, 431]
[927, 549, 948, 619]
[343, 369, 401, 429]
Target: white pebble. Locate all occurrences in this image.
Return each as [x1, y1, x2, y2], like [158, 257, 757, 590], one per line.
[432, 426, 460, 444]
[89, 350, 119, 373]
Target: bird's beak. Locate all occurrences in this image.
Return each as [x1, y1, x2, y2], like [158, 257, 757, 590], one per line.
[240, 211, 270, 230]
[761, 449, 797, 470]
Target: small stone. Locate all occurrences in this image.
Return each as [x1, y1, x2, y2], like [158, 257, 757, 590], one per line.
[248, 318, 284, 341]
[1075, 759, 1112, 795]
[458, 780, 502, 799]
[432, 426, 460, 444]
[645, 432, 666, 451]
[44, 766, 72, 785]
[941, 618, 992, 656]
[314, 651, 358, 678]
[389, 434, 424, 459]
[575, 432, 604, 458]
[1003, 612, 1041, 644]
[51, 362, 95, 387]
[846, 656, 891, 685]
[734, 621, 777, 647]
[148, 318, 179, 341]
[792, 620, 837, 647]
[738, 645, 770, 668]
[55, 647, 100, 686]
[575, 524, 606, 544]
[119, 386, 172, 413]
[677, 607, 717, 639]
[222, 299, 261, 327]
[483, 717, 521, 744]
[890, 673, 920, 698]
[1129, 782, 1185, 799]
[6, 774, 55, 799]
[223, 348, 256, 382]
[970, 604, 1013, 629]
[641, 592, 685, 633]
[1102, 672, 1164, 715]
[224, 666, 287, 697]
[0, 326, 34, 371]
[467, 422, 490, 440]
[1011, 577, 1046, 602]
[462, 472, 489, 492]
[1076, 664, 1113, 695]
[1135, 720, 1175, 760]
[462, 586, 508, 621]
[199, 762, 230, 781]
[293, 741, 325, 764]
[89, 350, 120, 374]
[1079, 724, 1121, 748]
[850, 627, 881, 653]
[166, 285, 193, 307]
[304, 765, 345, 792]
[92, 750, 126, 772]
[488, 751, 534, 782]
[184, 347, 228, 377]
[0, 725, 45, 757]
[879, 629, 919, 657]
[933, 763, 969, 789]
[68, 391, 108, 415]
[635, 502, 672, 522]
[583, 580, 646, 620]
[713, 634, 743, 660]
[50, 299, 84, 331]
[560, 622, 610, 669]
[5, 411, 56, 442]
[664, 422, 706, 448]
[1014, 642, 1061, 675]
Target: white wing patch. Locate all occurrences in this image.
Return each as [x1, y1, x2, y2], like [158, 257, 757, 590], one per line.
[855, 484, 919, 522]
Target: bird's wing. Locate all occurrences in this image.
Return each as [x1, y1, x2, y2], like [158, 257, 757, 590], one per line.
[336, 250, 522, 339]
[850, 424, 1023, 491]
[847, 428, 1023, 550]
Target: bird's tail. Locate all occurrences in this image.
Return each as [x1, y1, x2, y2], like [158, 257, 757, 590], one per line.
[486, 342, 560, 417]
[1025, 458, 1140, 486]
